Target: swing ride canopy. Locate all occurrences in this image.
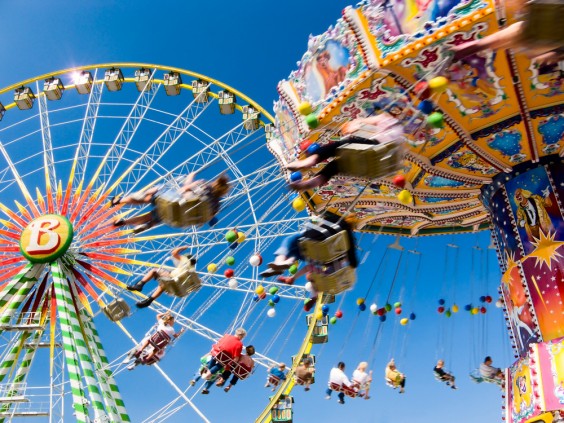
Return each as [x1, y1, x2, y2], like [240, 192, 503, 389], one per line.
[271, 0, 564, 237]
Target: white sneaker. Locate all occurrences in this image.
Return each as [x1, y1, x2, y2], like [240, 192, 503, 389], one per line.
[325, 395, 331, 400]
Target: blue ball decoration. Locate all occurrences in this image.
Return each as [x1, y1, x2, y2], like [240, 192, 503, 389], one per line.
[464, 304, 472, 311]
[379, 314, 387, 322]
[272, 294, 280, 304]
[290, 172, 303, 182]
[418, 99, 434, 115]
[479, 295, 486, 303]
[322, 304, 329, 313]
[306, 143, 320, 156]
[253, 294, 260, 302]
[438, 299, 445, 306]
[358, 303, 367, 312]
[409, 313, 416, 320]
[208, 217, 218, 227]
[229, 242, 238, 250]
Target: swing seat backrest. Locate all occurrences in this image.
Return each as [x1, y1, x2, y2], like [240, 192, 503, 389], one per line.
[159, 270, 201, 297]
[385, 377, 399, 388]
[336, 141, 405, 180]
[308, 266, 356, 295]
[101, 298, 131, 322]
[155, 189, 213, 228]
[232, 361, 253, 380]
[299, 230, 350, 263]
[522, 1, 564, 49]
[148, 330, 172, 351]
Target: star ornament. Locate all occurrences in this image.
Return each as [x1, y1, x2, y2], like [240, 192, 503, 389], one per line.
[528, 230, 564, 270]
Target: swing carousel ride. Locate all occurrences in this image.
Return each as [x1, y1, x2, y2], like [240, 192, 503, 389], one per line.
[0, 0, 562, 422]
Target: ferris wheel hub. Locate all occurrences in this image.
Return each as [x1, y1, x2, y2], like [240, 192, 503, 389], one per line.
[19, 214, 74, 263]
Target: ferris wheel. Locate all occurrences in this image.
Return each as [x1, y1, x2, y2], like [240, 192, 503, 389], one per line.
[0, 64, 319, 422]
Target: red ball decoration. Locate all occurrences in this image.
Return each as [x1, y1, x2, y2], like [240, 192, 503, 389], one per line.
[485, 296, 492, 304]
[438, 306, 445, 313]
[259, 292, 267, 300]
[480, 307, 487, 314]
[299, 139, 313, 152]
[395, 308, 402, 315]
[335, 310, 343, 319]
[224, 269, 234, 278]
[414, 81, 431, 100]
[393, 175, 406, 188]
[377, 308, 386, 316]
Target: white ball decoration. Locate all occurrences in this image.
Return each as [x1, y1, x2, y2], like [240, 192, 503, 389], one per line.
[370, 303, 378, 313]
[305, 282, 314, 292]
[495, 299, 504, 308]
[228, 278, 238, 289]
[249, 254, 262, 267]
[267, 308, 276, 318]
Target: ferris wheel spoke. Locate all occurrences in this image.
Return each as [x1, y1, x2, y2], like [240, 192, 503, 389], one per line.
[36, 82, 58, 214]
[116, 92, 217, 195]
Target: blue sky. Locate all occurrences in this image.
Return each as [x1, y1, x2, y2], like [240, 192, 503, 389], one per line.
[0, 1, 512, 422]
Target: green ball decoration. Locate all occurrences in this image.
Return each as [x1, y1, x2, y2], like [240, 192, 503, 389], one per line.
[268, 300, 275, 307]
[289, 265, 298, 275]
[445, 309, 452, 318]
[225, 230, 238, 243]
[393, 301, 401, 308]
[225, 256, 235, 266]
[330, 316, 338, 325]
[269, 286, 279, 295]
[385, 303, 392, 312]
[426, 112, 444, 128]
[305, 114, 319, 129]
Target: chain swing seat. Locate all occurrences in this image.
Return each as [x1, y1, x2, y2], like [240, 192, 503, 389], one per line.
[101, 298, 131, 322]
[154, 187, 214, 228]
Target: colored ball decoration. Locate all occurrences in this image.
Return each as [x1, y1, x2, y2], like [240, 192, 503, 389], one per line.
[305, 114, 319, 129]
[253, 294, 259, 302]
[267, 308, 276, 318]
[272, 294, 280, 304]
[290, 172, 303, 182]
[485, 296, 492, 304]
[429, 76, 449, 93]
[385, 303, 392, 312]
[445, 309, 452, 318]
[356, 298, 365, 305]
[322, 304, 330, 314]
[225, 230, 238, 243]
[379, 315, 387, 322]
[269, 286, 279, 295]
[397, 189, 413, 205]
[377, 308, 386, 316]
[306, 143, 320, 156]
[480, 307, 487, 314]
[237, 232, 246, 243]
[395, 308, 402, 315]
[417, 99, 434, 115]
[495, 299, 504, 308]
[409, 313, 416, 320]
[292, 197, 306, 212]
[259, 292, 267, 300]
[224, 269, 234, 278]
[426, 112, 444, 128]
[479, 295, 486, 303]
[330, 316, 338, 325]
[393, 175, 406, 188]
[358, 303, 367, 311]
[471, 307, 479, 315]
[370, 303, 378, 314]
[288, 264, 298, 275]
[414, 81, 431, 100]
[255, 285, 265, 295]
[438, 306, 445, 314]
[299, 139, 312, 152]
[298, 102, 313, 116]
[464, 304, 472, 311]
[207, 263, 218, 273]
[268, 299, 275, 307]
[452, 304, 459, 313]
[335, 310, 343, 319]
[249, 254, 262, 267]
[305, 282, 314, 292]
[438, 299, 445, 306]
[400, 318, 409, 326]
[315, 310, 324, 320]
[225, 256, 235, 266]
[228, 278, 238, 289]
[229, 242, 238, 250]
[393, 301, 402, 308]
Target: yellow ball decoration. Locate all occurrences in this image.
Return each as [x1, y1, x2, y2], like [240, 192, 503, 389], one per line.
[380, 185, 390, 194]
[400, 318, 409, 326]
[315, 311, 324, 320]
[255, 285, 265, 295]
[429, 76, 449, 93]
[471, 307, 479, 315]
[356, 298, 365, 305]
[298, 102, 313, 116]
[397, 189, 413, 205]
[292, 197, 306, 212]
[207, 263, 218, 274]
[237, 232, 246, 243]
[452, 304, 459, 313]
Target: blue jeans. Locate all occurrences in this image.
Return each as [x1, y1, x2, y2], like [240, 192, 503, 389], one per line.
[326, 387, 345, 402]
[275, 232, 304, 260]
